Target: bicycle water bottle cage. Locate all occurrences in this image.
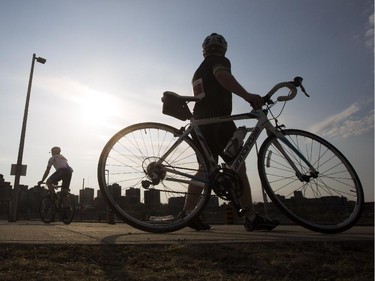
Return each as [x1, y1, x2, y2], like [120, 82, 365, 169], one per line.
[162, 91, 193, 121]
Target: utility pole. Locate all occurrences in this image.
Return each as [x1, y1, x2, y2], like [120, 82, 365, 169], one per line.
[9, 53, 46, 222]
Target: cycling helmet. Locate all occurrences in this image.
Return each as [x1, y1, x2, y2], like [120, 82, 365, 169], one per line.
[51, 146, 61, 154]
[202, 33, 227, 55]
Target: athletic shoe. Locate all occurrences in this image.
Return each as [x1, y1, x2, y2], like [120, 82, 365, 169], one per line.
[244, 214, 279, 231]
[178, 211, 211, 231]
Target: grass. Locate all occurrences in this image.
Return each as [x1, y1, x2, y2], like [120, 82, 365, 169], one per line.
[0, 240, 373, 280]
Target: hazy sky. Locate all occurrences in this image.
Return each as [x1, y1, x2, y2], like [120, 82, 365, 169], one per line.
[0, 0, 373, 203]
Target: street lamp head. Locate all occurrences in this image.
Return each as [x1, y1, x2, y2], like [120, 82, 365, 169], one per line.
[36, 57, 46, 64]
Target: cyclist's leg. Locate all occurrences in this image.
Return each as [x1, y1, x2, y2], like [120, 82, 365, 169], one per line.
[181, 123, 227, 230]
[218, 121, 254, 211]
[219, 122, 279, 230]
[182, 169, 211, 231]
[46, 171, 61, 200]
[45, 180, 55, 195]
[183, 169, 205, 211]
[237, 155, 279, 231]
[60, 168, 72, 189]
[182, 130, 210, 230]
[238, 164, 254, 214]
[60, 168, 72, 206]
[183, 123, 217, 212]
[186, 121, 237, 228]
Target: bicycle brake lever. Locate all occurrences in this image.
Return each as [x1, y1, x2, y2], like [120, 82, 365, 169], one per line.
[293, 76, 303, 87]
[292, 76, 310, 97]
[300, 84, 310, 97]
[262, 96, 274, 105]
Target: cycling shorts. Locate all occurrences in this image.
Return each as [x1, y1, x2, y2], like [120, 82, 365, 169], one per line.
[47, 167, 73, 190]
[193, 120, 237, 163]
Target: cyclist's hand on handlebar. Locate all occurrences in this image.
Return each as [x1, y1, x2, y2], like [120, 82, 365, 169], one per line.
[245, 93, 263, 110]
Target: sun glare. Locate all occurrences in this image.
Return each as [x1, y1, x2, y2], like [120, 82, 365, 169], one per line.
[39, 76, 122, 129]
[78, 89, 121, 128]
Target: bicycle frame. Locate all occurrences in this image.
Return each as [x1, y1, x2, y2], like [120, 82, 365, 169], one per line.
[160, 108, 318, 187]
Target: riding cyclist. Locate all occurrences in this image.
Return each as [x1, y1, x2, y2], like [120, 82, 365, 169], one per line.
[38, 146, 73, 202]
[182, 33, 279, 231]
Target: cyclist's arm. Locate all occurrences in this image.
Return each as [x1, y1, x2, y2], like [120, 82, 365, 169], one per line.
[39, 166, 51, 184]
[214, 67, 262, 109]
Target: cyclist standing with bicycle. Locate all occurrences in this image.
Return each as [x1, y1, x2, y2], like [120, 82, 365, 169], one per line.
[38, 146, 73, 202]
[183, 33, 279, 231]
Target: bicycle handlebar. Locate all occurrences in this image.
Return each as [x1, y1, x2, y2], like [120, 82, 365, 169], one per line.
[263, 76, 309, 103]
[265, 81, 297, 102]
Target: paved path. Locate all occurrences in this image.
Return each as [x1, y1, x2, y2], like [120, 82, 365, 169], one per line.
[0, 221, 373, 245]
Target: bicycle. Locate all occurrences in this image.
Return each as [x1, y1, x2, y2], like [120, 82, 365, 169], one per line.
[97, 76, 364, 234]
[39, 183, 75, 225]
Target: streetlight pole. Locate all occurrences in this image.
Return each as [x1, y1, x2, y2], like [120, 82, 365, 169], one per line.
[9, 53, 46, 222]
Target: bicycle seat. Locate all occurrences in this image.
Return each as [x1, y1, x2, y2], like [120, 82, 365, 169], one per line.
[162, 91, 202, 102]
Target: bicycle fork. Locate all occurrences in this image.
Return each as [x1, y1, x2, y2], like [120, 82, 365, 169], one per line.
[269, 131, 319, 182]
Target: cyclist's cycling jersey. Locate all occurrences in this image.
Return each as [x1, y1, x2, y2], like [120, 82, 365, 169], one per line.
[47, 154, 73, 189]
[192, 55, 232, 118]
[192, 54, 237, 162]
[47, 155, 72, 171]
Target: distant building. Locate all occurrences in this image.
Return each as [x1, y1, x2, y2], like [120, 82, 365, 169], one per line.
[144, 188, 160, 206]
[79, 187, 94, 207]
[109, 183, 121, 201]
[0, 174, 11, 217]
[125, 187, 140, 205]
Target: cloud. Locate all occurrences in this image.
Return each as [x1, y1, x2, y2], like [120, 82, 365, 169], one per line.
[364, 12, 374, 49]
[310, 103, 374, 139]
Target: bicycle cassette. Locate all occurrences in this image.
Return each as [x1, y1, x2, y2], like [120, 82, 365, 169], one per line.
[211, 168, 243, 201]
[142, 157, 166, 186]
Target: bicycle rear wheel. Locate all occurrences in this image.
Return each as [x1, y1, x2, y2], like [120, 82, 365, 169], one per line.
[39, 196, 56, 223]
[97, 122, 211, 233]
[258, 129, 364, 233]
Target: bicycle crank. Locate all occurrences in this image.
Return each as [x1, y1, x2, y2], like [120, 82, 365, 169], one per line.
[211, 167, 243, 201]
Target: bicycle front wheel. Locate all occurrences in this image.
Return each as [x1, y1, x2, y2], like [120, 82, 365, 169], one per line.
[39, 196, 56, 223]
[258, 129, 364, 233]
[97, 122, 211, 233]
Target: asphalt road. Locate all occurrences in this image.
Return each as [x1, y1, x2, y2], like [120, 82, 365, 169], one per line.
[0, 221, 373, 245]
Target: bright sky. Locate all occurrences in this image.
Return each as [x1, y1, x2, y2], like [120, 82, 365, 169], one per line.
[0, 0, 373, 203]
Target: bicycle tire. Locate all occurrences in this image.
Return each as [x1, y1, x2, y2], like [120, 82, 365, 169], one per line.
[60, 193, 75, 225]
[39, 196, 56, 223]
[258, 129, 364, 233]
[97, 122, 211, 233]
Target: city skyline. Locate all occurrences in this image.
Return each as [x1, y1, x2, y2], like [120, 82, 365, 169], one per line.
[3, 175, 371, 226]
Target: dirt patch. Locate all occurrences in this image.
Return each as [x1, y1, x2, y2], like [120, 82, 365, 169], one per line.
[0, 240, 373, 280]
